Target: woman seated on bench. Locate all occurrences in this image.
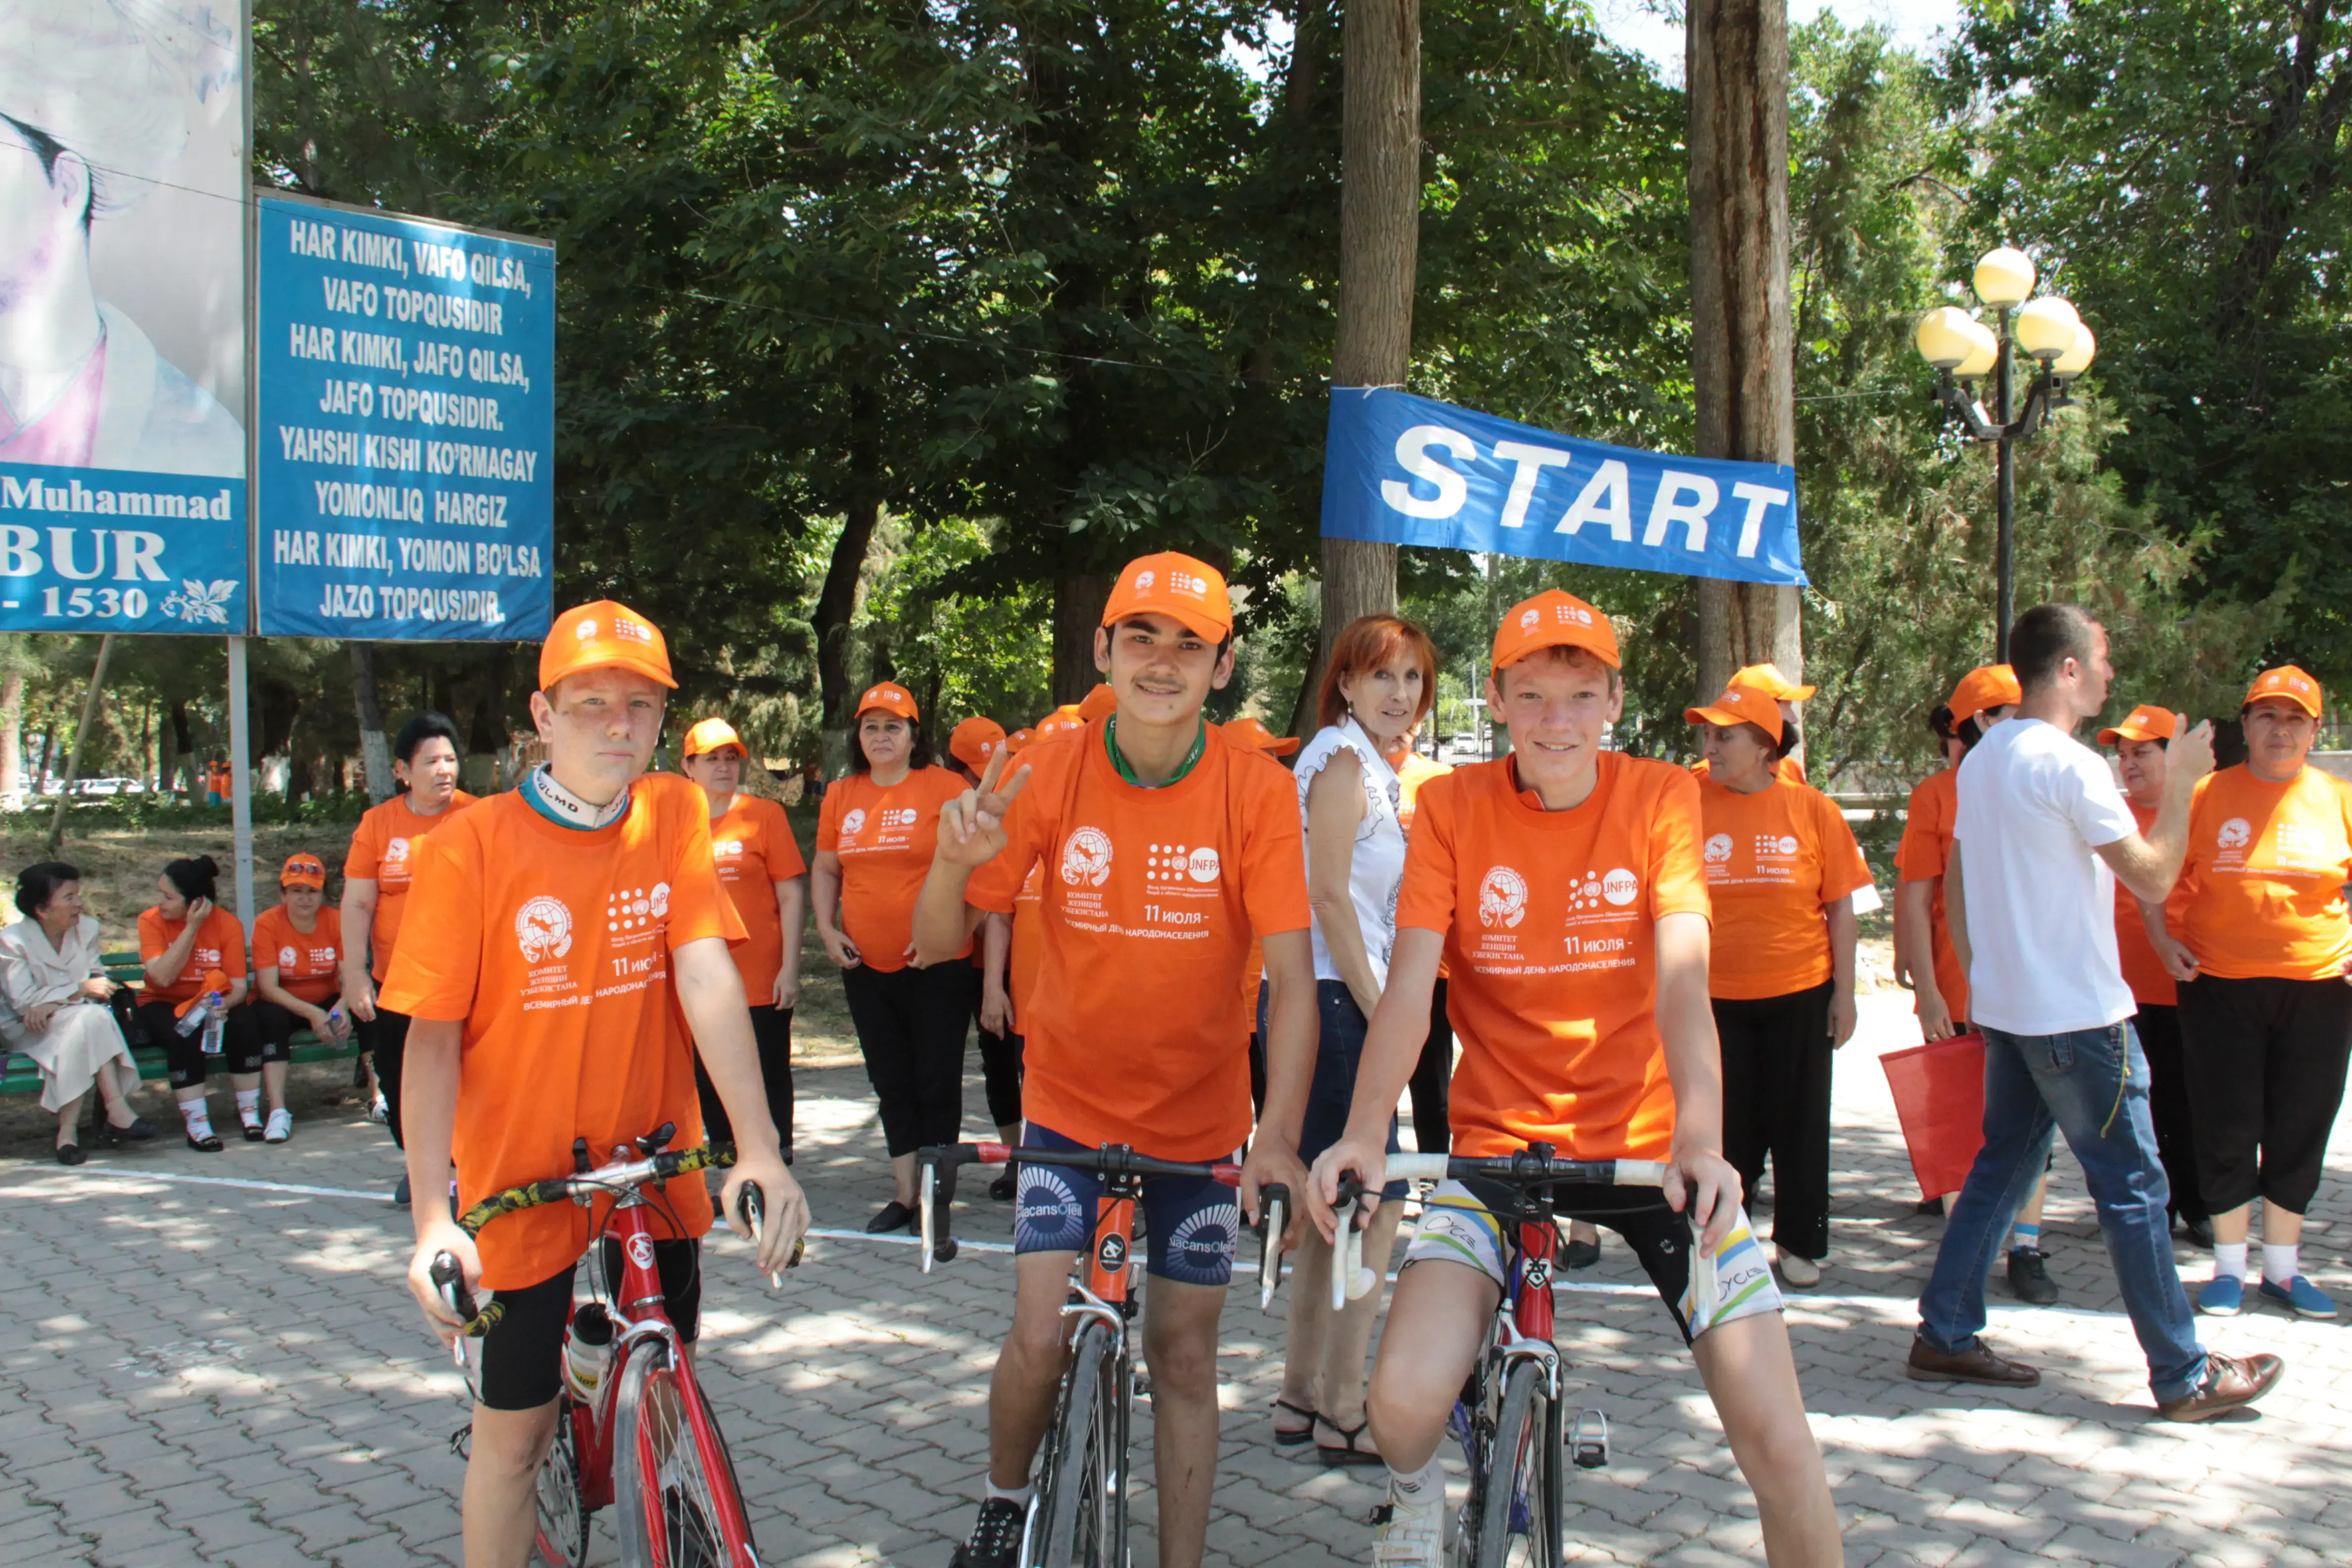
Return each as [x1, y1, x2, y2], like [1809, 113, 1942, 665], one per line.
[249, 853, 352, 1143]
[0, 862, 155, 1164]
[138, 855, 265, 1151]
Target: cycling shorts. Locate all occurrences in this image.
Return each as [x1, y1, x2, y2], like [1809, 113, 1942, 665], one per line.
[475, 1236, 700, 1411]
[1401, 1179, 1781, 1345]
[1012, 1122, 1244, 1288]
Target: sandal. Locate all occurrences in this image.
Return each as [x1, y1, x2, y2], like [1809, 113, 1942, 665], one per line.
[1271, 1398, 1317, 1448]
[1315, 1414, 1384, 1467]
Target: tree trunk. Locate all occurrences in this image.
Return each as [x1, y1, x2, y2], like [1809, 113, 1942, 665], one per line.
[0, 672, 20, 805]
[348, 640, 393, 803]
[1689, 0, 1802, 708]
[1052, 569, 1116, 704]
[34, 699, 56, 796]
[815, 386, 887, 777]
[48, 635, 113, 854]
[1305, 0, 1421, 735]
[158, 701, 180, 802]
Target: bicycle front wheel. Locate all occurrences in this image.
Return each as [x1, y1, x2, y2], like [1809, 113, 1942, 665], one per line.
[1035, 1319, 1123, 1568]
[534, 1402, 590, 1567]
[1472, 1361, 1560, 1568]
[613, 1339, 760, 1568]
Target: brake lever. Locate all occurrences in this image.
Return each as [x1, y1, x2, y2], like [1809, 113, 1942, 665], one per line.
[1256, 1183, 1289, 1311]
[1331, 1174, 1379, 1310]
[736, 1182, 784, 1289]
[919, 1158, 941, 1274]
[429, 1250, 477, 1365]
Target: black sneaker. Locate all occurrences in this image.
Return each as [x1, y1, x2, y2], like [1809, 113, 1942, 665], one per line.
[1564, 1237, 1601, 1270]
[989, 1172, 1017, 1202]
[394, 1174, 412, 1208]
[949, 1496, 1025, 1568]
[2006, 1246, 2059, 1306]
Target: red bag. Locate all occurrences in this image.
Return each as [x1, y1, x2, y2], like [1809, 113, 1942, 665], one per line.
[1879, 1032, 1988, 1201]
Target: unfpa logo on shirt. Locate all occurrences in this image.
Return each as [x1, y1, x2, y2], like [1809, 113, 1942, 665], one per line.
[1146, 842, 1219, 885]
[1567, 868, 1640, 912]
[1754, 834, 1799, 858]
[607, 884, 670, 932]
[714, 840, 746, 858]
[880, 807, 921, 829]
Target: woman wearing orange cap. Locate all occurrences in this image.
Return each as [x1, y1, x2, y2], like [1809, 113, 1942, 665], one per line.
[680, 718, 808, 1174]
[2153, 667, 2352, 1321]
[2096, 705, 2208, 1249]
[137, 854, 262, 1150]
[250, 853, 351, 1143]
[1688, 673, 1871, 1288]
[813, 682, 977, 1233]
[1893, 663, 2060, 1299]
[1272, 613, 1438, 1465]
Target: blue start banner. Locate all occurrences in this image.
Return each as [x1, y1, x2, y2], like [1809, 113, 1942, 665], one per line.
[254, 195, 556, 640]
[0, 465, 248, 632]
[1321, 388, 1806, 587]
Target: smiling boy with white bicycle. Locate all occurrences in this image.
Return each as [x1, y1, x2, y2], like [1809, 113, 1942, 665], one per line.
[388, 601, 808, 1568]
[1310, 591, 1843, 1568]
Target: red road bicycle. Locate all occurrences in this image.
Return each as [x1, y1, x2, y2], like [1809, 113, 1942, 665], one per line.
[432, 1124, 790, 1568]
[1332, 1146, 1665, 1568]
[914, 1140, 1290, 1568]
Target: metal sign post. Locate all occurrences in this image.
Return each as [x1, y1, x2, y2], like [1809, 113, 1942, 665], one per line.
[227, 637, 255, 926]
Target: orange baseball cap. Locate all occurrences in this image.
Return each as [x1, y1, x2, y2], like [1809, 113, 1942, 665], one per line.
[2245, 665, 2323, 718]
[1078, 683, 1119, 722]
[1948, 664, 2021, 725]
[856, 682, 919, 722]
[1492, 589, 1619, 671]
[950, 716, 1008, 769]
[279, 853, 326, 890]
[1033, 706, 1086, 740]
[2096, 704, 2180, 746]
[1731, 662, 1814, 702]
[1222, 716, 1301, 756]
[1684, 672, 1785, 743]
[682, 717, 747, 760]
[1100, 552, 1233, 641]
[541, 600, 676, 690]
[175, 969, 232, 1018]
[1004, 727, 1038, 754]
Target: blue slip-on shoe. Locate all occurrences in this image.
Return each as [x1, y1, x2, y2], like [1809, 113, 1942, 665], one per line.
[2196, 1274, 2244, 1316]
[2258, 1274, 2337, 1320]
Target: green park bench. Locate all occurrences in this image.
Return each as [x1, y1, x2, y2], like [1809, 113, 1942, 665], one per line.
[0, 950, 363, 1098]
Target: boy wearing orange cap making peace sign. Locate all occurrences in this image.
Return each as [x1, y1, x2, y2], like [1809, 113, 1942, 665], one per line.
[387, 602, 808, 1566]
[914, 553, 1317, 1568]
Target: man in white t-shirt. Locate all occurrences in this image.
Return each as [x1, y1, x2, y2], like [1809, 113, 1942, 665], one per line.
[1906, 603, 2284, 1421]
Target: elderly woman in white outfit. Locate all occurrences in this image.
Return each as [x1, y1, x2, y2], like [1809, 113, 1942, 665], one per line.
[1269, 614, 1440, 1466]
[0, 862, 154, 1163]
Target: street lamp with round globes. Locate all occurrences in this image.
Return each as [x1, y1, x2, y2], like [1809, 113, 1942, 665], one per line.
[1914, 245, 2106, 658]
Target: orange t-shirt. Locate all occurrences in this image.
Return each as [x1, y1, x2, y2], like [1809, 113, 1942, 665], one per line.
[1692, 755, 1808, 787]
[1008, 864, 1045, 1031]
[379, 775, 745, 1288]
[966, 721, 1311, 1160]
[252, 905, 345, 1005]
[2166, 765, 2352, 981]
[138, 905, 248, 1004]
[346, 789, 481, 981]
[709, 794, 807, 1003]
[1696, 777, 1872, 1000]
[817, 767, 972, 972]
[2115, 799, 2177, 1007]
[1395, 751, 1455, 981]
[1395, 753, 1712, 1162]
[1894, 767, 1968, 1022]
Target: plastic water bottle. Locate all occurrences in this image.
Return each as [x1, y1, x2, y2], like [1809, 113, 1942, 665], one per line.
[174, 1003, 205, 1039]
[198, 991, 225, 1056]
[561, 1302, 615, 1402]
[325, 1005, 344, 1040]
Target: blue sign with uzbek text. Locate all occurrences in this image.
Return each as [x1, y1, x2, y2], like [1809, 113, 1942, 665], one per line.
[254, 195, 555, 639]
[1321, 389, 1805, 586]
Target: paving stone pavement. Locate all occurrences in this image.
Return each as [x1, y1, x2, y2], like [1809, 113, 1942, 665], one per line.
[3, 991, 2350, 1567]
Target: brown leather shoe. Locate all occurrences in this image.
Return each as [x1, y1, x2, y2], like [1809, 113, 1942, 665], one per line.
[2156, 1352, 2284, 1422]
[1905, 1335, 2040, 1387]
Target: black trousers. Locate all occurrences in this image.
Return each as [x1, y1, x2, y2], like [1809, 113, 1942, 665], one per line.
[1409, 977, 1454, 1155]
[250, 998, 327, 1065]
[692, 1003, 795, 1161]
[2176, 973, 2352, 1216]
[841, 958, 971, 1158]
[967, 965, 1024, 1130]
[1714, 981, 1835, 1261]
[2132, 1003, 2205, 1225]
[360, 1004, 414, 1149]
[138, 999, 263, 1088]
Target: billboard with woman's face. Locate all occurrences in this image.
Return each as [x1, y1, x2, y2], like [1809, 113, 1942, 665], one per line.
[0, 0, 248, 634]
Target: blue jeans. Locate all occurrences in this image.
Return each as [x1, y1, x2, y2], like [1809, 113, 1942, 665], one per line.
[1916, 1021, 2207, 1403]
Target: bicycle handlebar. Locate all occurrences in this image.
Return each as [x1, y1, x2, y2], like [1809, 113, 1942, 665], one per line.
[431, 1129, 797, 1340]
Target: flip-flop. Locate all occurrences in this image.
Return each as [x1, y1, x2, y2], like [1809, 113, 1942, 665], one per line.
[1271, 1398, 1317, 1448]
[1315, 1415, 1384, 1467]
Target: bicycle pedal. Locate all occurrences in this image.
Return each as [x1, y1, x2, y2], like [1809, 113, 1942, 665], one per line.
[1569, 1408, 1609, 1470]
